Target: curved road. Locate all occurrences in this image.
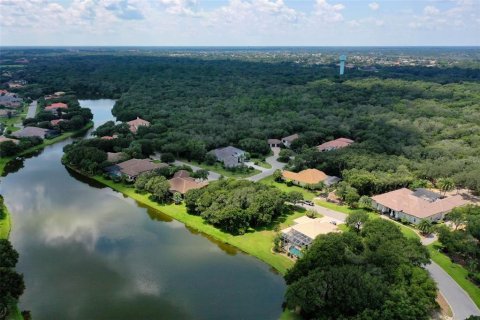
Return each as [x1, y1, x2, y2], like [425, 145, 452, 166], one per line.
[247, 147, 285, 182]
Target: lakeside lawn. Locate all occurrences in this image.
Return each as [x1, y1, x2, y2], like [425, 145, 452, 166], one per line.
[0, 203, 12, 239]
[259, 176, 316, 201]
[181, 160, 261, 179]
[0, 122, 93, 175]
[93, 175, 297, 274]
[428, 242, 480, 308]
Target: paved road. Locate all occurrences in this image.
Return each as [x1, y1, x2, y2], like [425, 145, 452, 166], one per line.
[173, 160, 221, 182]
[426, 261, 480, 319]
[26, 100, 37, 118]
[247, 147, 285, 182]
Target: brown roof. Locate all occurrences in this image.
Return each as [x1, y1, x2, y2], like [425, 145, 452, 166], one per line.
[45, 102, 68, 111]
[282, 134, 299, 142]
[282, 169, 328, 185]
[50, 119, 65, 126]
[268, 138, 282, 144]
[115, 159, 167, 177]
[169, 175, 208, 194]
[372, 188, 468, 219]
[0, 136, 19, 144]
[317, 138, 354, 151]
[173, 170, 191, 178]
[127, 117, 150, 133]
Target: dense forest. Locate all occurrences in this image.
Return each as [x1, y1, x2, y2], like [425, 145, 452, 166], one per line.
[2, 50, 480, 194]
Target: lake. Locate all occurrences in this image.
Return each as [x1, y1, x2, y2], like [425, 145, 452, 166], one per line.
[0, 99, 286, 320]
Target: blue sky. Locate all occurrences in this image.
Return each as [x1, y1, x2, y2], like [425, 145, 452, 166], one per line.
[1, 0, 479, 46]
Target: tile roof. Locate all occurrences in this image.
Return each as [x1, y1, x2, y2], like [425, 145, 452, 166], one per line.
[282, 169, 328, 185]
[109, 159, 167, 177]
[50, 119, 65, 126]
[12, 127, 49, 138]
[168, 170, 208, 194]
[372, 188, 468, 219]
[45, 102, 68, 111]
[282, 134, 299, 142]
[127, 117, 150, 133]
[317, 138, 354, 151]
[268, 138, 282, 144]
[0, 136, 20, 144]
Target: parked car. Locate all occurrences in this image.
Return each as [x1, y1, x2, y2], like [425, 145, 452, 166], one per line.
[304, 200, 314, 206]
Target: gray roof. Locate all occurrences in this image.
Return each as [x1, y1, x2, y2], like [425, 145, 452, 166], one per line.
[210, 146, 245, 161]
[282, 134, 299, 142]
[412, 188, 442, 202]
[324, 176, 341, 186]
[106, 159, 167, 177]
[12, 127, 48, 138]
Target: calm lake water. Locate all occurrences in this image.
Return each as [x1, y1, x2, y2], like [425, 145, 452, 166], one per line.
[0, 99, 286, 320]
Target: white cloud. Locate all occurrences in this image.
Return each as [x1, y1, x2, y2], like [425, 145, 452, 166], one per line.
[368, 2, 379, 11]
[314, 0, 345, 22]
[423, 5, 439, 15]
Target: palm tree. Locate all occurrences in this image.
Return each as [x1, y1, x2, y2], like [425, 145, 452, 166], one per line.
[173, 192, 182, 205]
[437, 178, 455, 196]
[418, 219, 434, 236]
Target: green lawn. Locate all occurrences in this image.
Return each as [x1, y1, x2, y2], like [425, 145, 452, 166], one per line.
[259, 176, 317, 201]
[0, 122, 93, 175]
[279, 310, 303, 320]
[91, 175, 297, 274]
[0, 203, 12, 239]
[181, 160, 261, 178]
[251, 158, 272, 169]
[428, 242, 480, 308]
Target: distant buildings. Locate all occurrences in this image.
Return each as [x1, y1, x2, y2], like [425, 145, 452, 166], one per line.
[267, 138, 282, 148]
[0, 91, 23, 108]
[105, 158, 167, 181]
[168, 170, 208, 195]
[45, 102, 68, 112]
[371, 188, 468, 224]
[12, 127, 50, 139]
[316, 138, 354, 152]
[0, 136, 20, 145]
[339, 55, 347, 75]
[281, 134, 299, 148]
[209, 146, 246, 168]
[127, 117, 150, 134]
[282, 168, 340, 187]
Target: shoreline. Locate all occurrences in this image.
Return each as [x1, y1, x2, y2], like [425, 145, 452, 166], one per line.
[68, 167, 295, 275]
[0, 122, 94, 176]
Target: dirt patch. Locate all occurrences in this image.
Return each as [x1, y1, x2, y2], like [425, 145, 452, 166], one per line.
[432, 292, 453, 320]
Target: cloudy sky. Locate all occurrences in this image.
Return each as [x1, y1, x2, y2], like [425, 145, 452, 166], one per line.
[0, 0, 479, 46]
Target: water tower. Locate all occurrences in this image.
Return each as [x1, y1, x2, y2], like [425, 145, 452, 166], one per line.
[339, 55, 347, 75]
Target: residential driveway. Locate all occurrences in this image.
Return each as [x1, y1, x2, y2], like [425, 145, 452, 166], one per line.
[298, 203, 347, 221]
[173, 160, 221, 182]
[26, 100, 37, 118]
[426, 261, 480, 319]
[247, 147, 285, 182]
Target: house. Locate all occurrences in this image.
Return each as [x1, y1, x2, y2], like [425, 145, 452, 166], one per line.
[281, 216, 342, 252]
[0, 136, 20, 145]
[127, 117, 150, 134]
[50, 119, 65, 126]
[0, 109, 17, 118]
[107, 152, 127, 163]
[371, 188, 468, 224]
[209, 146, 246, 168]
[45, 102, 68, 112]
[105, 158, 167, 181]
[267, 139, 282, 148]
[0, 92, 23, 108]
[12, 127, 49, 139]
[101, 135, 117, 140]
[282, 169, 340, 187]
[281, 134, 299, 148]
[316, 138, 354, 152]
[168, 170, 208, 195]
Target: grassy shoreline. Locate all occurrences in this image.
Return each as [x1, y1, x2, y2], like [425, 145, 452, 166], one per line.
[0, 202, 12, 239]
[0, 122, 93, 175]
[86, 174, 296, 274]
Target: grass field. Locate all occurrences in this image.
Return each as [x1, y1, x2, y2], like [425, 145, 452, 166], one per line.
[91, 175, 297, 274]
[181, 160, 261, 178]
[428, 242, 480, 308]
[0, 203, 12, 239]
[259, 176, 317, 200]
[0, 122, 93, 175]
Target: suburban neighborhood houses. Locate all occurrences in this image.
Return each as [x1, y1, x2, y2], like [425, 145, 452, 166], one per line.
[281, 133, 299, 148]
[168, 170, 208, 195]
[282, 168, 340, 187]
[127, 117, 150, 133]
[316, 137, 354, 152]
[12, 126, 51, 139]
[372, 188, 468, 224]
[208, 146, 246, 168]
[105, 158, 166, 181]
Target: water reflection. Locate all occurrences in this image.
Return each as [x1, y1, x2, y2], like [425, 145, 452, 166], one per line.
[0, 99, 286, 320]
